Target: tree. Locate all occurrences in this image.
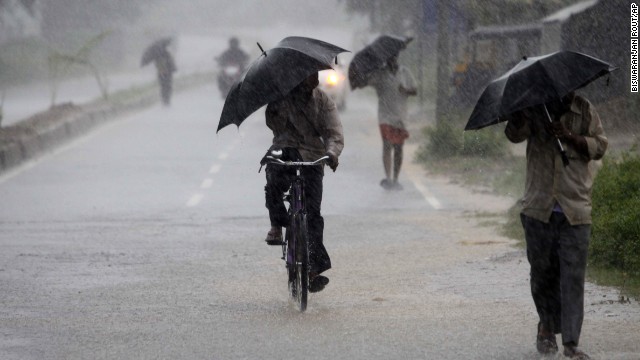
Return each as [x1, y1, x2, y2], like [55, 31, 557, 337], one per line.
[460, 0, 579, 27]
[48, 31, 111, 106]
[435, 0, 450, 123]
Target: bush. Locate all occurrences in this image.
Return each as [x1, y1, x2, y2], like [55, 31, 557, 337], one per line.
[462, 126, 509, 158]
[415, 121, 509, 162]
[590, 151, 640, 274]
[416, 122, 463, 160]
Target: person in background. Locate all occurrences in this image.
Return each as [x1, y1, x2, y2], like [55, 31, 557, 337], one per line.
[504, 91, 608, 360]
[365, 54, 416, 190]
[154, 46, 177, 106]
[216, 37, 250, 99]
[217, 37, 249, 70]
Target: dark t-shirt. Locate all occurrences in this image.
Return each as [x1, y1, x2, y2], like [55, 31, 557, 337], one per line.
[218, 48, 249, 68]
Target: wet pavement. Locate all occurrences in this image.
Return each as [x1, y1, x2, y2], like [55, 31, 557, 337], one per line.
[0, 79, 639, 359]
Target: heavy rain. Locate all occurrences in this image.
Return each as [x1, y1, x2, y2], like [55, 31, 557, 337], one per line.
[0, 0, 639, 359]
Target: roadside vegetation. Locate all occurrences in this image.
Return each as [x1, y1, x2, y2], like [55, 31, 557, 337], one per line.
[415, 107, 640, 299]
[588, 150, 640, 299]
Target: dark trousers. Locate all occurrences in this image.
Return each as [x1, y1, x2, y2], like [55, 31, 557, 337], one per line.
[521, 213, 590, 346]
[265, 164, 331, 274]
[158, 74, 173, 105]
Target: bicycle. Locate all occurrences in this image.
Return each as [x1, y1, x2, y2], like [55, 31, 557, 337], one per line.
[263, 151, 328, 312]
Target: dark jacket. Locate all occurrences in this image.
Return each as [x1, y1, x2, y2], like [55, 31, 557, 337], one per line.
[266, 88, 344, 162]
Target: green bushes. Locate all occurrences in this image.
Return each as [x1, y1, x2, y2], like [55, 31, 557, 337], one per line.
[415, 120, 509, 162]
[590, 151, 640, 274]
[416, 122, 463, 160]
[461, 128, 509, 158]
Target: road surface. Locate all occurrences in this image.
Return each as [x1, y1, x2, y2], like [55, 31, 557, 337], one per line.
[1, 84, 639, 360]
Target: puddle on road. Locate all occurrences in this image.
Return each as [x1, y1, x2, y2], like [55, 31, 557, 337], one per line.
[458, 240, 508, 246]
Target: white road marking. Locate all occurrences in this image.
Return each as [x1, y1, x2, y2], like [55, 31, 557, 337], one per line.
[209, 164, 221, 174]
[185, 140, 237, 207]
[409, 176, 443, 210]
[186, 193, 204, 207]
[404, 145, 444, 210]
[201, 178, 213, 189]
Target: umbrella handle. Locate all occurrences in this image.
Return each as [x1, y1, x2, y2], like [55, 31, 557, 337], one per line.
[257, 42, 266, 57]
[543, 104, 570, 167]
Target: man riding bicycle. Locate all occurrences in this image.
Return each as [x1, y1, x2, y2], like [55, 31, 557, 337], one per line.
[263, 73, 344, 293]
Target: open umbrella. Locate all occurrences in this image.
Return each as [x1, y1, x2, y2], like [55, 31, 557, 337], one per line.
[141, 37, 172, 67]
[348, 35, 412, 90]
[465, 50, 616, 131]
[217, 36, 349, 133]
[464, 50, 616, 165]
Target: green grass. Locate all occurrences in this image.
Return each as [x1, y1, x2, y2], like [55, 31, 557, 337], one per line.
[415, 146, 524, 198]
[590, 151, 640, 276]
[586, 266, 640, 301]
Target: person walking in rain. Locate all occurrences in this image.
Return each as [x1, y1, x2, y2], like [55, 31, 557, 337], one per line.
[216, 37, 250, 99]
[262, 73, 343, 293]
[154, 46, 177, 106]
[217, 37, 250, 70]
[365, 54, 417, 190]
[504, 91, 608, 360]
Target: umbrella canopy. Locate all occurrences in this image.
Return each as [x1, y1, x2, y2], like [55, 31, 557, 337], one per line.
[217, 36, 349, 133]
[464, 50, 616, 131]
[141, 37, 172, 67]
[348, 35, 412, 90]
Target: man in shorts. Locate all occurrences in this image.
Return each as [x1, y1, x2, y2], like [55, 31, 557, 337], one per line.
[365, 55, 417, 190]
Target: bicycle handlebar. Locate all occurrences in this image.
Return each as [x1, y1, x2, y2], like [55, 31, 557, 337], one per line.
[265, 155, 329, 166]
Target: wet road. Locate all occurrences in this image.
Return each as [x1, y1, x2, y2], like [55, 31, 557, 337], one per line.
[1, 84, 639, 360]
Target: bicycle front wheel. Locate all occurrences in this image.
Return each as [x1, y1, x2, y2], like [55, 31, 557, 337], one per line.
[290, 213, 309, 312]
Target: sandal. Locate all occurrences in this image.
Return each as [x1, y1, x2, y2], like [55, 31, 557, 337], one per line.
[309, 274, 329, 293]
[536, 322, 558, 354]
[563, 345, 591, 360]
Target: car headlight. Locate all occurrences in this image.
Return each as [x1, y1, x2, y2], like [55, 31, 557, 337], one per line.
[327, 73, 339, 86]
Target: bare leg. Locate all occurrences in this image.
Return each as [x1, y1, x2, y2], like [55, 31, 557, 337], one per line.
[382, 140, 392, 181]
[392, 143, 403, 183]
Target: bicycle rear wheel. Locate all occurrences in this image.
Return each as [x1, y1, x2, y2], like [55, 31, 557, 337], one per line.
[288, 213, 309, 312]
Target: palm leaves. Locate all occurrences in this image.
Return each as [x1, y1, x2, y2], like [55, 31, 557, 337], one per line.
[47, 31, 111, 106]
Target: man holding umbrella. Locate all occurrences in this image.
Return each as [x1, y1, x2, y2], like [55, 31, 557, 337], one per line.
[349, 35, 416, 190]
[141, 38, 177, 106]
[505, 91, 607, 359]
[263, 73, 343, 292]
[464, 51, 614, 359]
[217, 37, 348, 293]
[465, 51, 615, 359]
[154, 46, 177, 106]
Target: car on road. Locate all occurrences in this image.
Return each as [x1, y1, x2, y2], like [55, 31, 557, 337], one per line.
[319, 65, 348, 112]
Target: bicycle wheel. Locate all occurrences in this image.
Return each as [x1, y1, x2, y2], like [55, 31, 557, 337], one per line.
[286, 225, 296, 298]
[292, 213, 309, 312]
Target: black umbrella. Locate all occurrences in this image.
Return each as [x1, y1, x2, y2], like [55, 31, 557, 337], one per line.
[217, 36, 349, 133]
[141, 37, 172, 67]
[464, 50, 616, 165]
[348, 35, 412, 90]
[465, 50, 616, 131]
